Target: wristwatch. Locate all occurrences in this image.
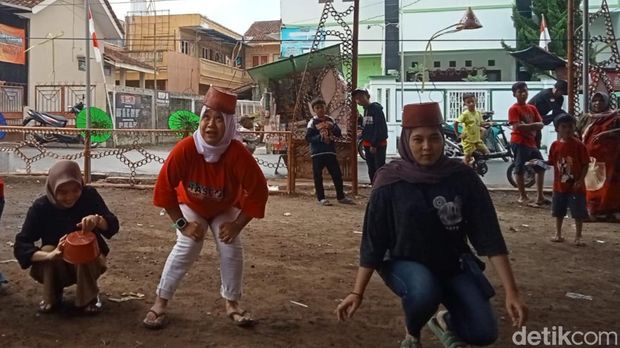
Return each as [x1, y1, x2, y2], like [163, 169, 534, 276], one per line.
[174, 217, 189, 230]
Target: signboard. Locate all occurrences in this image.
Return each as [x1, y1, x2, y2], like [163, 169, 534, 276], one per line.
[280, 27, 325, 58]
[0, 23, 26, 65]
[115, 93, 151, 129]
[156, 91, 169, 106]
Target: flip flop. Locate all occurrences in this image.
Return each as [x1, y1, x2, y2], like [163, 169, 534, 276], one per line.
[574, 239, 586, 247]
[143, 309, 168, 330]
[527, 202, 546, 209]
[37, 300, 59, 314]
[228, 310, 255, 327]
[400, 336, 423, 348]
[427, 315, 466, 348]
[82, 296, 103, 315]
[551, 236, 565, 243]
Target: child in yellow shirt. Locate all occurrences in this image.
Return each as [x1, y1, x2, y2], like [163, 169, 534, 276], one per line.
[454, 93, 490, 165]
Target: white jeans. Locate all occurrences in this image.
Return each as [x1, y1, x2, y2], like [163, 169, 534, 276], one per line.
[156, 205, 243, 301]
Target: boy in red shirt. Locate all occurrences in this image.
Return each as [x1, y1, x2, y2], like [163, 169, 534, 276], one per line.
[508, 82, 548, 205]
[548, 113, 589, 246]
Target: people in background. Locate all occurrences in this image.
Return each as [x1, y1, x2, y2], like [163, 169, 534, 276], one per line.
[306, 97, 354, 206]
[352, 88, 388, 184]
[528, 79, 567, 148]
[454, 93, 490, 166]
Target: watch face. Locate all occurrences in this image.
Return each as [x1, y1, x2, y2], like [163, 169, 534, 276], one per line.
[176, 218, 188, 229]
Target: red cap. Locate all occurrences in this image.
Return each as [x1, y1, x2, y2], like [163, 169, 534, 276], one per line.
[203, 87, 237, 114]
[402, 102, 444, 128]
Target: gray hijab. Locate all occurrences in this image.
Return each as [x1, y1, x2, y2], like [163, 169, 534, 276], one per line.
[45, 160, 83, 209]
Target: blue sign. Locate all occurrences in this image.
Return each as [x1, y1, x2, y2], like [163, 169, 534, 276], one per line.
[280, 27, 325, 58]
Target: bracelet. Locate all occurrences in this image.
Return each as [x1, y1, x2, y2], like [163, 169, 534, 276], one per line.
[350, 292, 363, 299]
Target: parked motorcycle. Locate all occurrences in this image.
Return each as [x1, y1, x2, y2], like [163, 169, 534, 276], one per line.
[22, 102, 95, 147]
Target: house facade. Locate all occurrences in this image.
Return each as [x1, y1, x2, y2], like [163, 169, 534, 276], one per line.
[123, 13, 252, 95]
[244, 20, 282, 68]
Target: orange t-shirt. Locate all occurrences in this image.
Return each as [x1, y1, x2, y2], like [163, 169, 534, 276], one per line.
[508, 103, 542, 149]
[153, 137, 268, 219]
[548, 137, 589, 194]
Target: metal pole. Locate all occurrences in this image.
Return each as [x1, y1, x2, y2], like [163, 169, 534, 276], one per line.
[583, 0, 590, 111]
[399, 0, 404, 110]
[350, 0, 360, 195]
[83, 0, 91, 183]
[567, 0, 575, 115]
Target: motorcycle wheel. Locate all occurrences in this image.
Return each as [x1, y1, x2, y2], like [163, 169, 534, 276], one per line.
[357, 140, 366, 160]
[506, 163, 536, 188]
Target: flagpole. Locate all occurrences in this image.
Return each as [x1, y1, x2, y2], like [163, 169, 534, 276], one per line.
[84, 0, 92, 183]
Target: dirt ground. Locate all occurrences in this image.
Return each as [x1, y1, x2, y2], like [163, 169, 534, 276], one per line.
[0, 176, 618, 348]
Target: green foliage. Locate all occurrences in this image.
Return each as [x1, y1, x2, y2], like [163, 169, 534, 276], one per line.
[502, 0, 583, 59]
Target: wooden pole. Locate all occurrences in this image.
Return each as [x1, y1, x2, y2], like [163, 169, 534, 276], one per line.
[567, 0, 575, 115]
[350, 0, 360, 195]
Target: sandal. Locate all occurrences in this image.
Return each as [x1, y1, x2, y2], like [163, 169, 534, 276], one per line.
[143, 309, 168, 330]
[38, 300, 59, 314]
[551, 236, 565, 243]
[228, 310, 254, 327]
[574, 239, 586, 247]
[82, 296, 103, 315]
[400, 336, 423, 348]
[427, 313, 466, 348]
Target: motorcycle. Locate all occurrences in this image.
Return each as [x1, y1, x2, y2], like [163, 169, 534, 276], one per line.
[357, 126, 366, 160]
[22, 102, 95, 147]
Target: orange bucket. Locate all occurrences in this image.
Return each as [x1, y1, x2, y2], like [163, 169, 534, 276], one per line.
[61, 231, 100, 265]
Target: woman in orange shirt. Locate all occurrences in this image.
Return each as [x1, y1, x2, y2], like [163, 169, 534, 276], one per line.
[143, 88, 268, 329]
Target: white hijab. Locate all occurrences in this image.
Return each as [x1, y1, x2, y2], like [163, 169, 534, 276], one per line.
[193, 105, 240, 163]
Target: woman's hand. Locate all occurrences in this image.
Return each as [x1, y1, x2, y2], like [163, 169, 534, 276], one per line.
[336, 293, 363, 321]
[181, 221, 206, 242]
[77, 215, 102, 233]
[46, 246, 63, 261]
[219, 221, 242, 244]
[505, 292, 528, 327]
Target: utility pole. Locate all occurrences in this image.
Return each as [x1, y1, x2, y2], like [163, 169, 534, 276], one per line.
[350, 0, 360, 195]
[567, 0, 575, 115]
[582, 0, 590, 111]
[83, 0, 91, 182]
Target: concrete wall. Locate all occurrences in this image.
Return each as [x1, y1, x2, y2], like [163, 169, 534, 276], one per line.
[245, 44, 280, 68]
[27, 0, 117, 112]
[165, 52, 200, 93]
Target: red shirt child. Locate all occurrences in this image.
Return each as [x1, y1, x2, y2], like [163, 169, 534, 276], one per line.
[508, 103, 543, 149]
[548, 136, 589, 194]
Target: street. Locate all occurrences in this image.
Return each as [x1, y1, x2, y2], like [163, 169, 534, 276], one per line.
[1, 146, 553, 188]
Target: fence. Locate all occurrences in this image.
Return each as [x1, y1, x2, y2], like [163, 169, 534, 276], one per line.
[0, 126, 294, 194]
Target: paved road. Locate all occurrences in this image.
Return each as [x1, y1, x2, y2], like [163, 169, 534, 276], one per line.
[1, 146, 553, 188]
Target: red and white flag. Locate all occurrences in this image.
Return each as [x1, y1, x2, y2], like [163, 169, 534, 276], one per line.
[88, 7, 102, 63]
[539, 14, 551, 51]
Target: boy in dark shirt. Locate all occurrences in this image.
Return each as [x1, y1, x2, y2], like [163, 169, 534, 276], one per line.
[305, 98, 354, 206]
[352, 88, 388, 184]
[547, 113, 589, 246]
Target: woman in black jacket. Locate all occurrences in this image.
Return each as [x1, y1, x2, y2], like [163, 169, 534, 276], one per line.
[14, 160, 119, 314]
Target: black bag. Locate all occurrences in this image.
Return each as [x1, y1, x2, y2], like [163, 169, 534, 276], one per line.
[460, 253, 496, 299]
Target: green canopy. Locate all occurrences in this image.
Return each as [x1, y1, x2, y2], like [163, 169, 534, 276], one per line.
[248, 44, 343, 83]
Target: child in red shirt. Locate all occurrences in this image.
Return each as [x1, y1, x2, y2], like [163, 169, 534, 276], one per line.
[548, 113, 589, 246]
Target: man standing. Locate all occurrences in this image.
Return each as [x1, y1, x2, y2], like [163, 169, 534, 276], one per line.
[352, 89, 388, 184]
[528, 80, 567, 147]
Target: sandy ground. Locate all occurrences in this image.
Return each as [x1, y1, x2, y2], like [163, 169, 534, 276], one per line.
[0, 176, 618, 348]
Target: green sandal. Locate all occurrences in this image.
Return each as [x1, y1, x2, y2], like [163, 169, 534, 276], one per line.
[400, 336, 423, 348]
[427, 315, 466, 348]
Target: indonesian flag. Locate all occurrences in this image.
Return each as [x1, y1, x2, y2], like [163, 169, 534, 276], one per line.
[88, 7, 102, 63]
[539, 14, 551, 51]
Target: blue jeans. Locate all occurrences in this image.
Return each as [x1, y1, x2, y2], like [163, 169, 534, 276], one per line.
[379, 260, 498, 346]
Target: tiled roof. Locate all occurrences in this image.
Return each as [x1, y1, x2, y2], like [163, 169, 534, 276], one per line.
[244, 20, 281, 43]
[0, 0, 45, 9]
[104, 44, 153, 71]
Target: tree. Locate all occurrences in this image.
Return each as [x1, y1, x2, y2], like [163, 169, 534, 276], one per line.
[502, 0, 582, 60]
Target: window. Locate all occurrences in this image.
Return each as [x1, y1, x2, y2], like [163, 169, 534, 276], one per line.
[449, 61, 456, 68]
[488, 59, 496, 66]
[260, 55, 268, 64]
[180, 41, 190, 55]
[411, 61, 418, 68]
[77, 57, 86, 71]
[433, 61, 441, 68]
[465, 60, 472, 67]
[104, 63, 112, 76]
[201, 47, 210, 59]
[252, 56, 260, 67]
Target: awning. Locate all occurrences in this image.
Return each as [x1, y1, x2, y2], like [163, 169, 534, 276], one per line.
[248, 44, 342, 83]
[181, 26, 239, 45]
[510, 45, 567, 71]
